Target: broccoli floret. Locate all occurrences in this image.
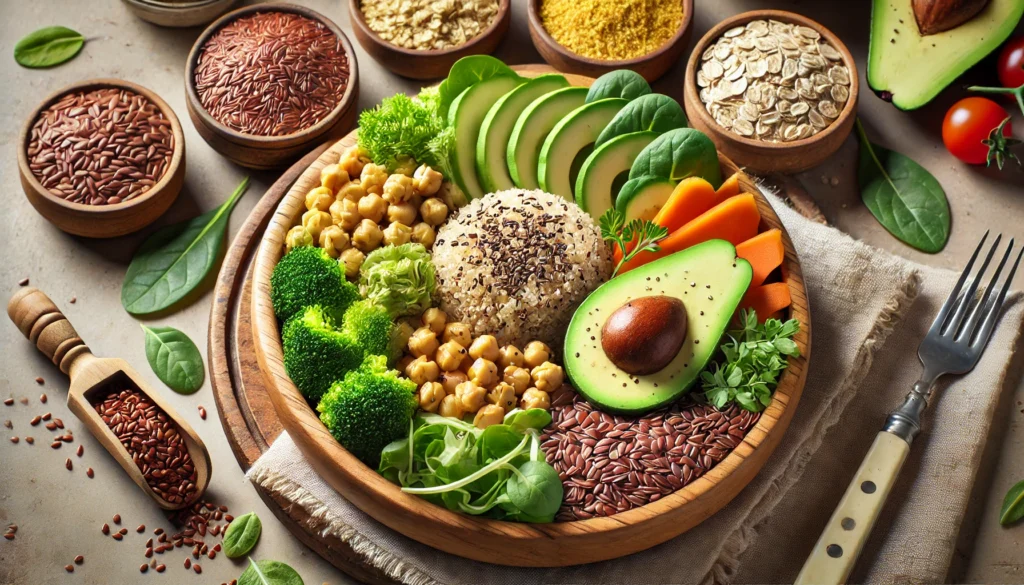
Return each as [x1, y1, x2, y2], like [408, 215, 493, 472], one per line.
[317, 355, 417, 466]
[282, 306, 363, 404]
[340, 299, 394, 358]
[271, 246, 359, 322]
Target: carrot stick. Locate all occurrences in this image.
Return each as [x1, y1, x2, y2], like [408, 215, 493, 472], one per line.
[714, 172, 741, 203]
[651, 177, 718, 234]
[736, 229, 785, 287]
[740, 282, 792, 322]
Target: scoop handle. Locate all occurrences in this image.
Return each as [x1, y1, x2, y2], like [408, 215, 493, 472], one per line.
[8, 287, 90, 374]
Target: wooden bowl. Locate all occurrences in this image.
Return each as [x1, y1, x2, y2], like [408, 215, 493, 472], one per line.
[184, 3, 359, 170]
[250, 66, 811, 567]
[683, 10, 859, 174]
[17, 79, 186, 239]
[527, 0, 693, 83]
[121, 0, 237, 27]
[348, 0, 511, 80]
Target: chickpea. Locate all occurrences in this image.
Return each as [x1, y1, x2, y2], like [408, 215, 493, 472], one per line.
[352, 219, 384, 252]
[301, 209, 332, 240]
[468, 335, 499, 362]
[418, 382, 445, 413]
[284, 226, 313, 252]
[405, 356, 440, 386]
[357, 193, 387, 223]
[319, 225, 350, 258]
[411, 222, 436, 249]
[407, 327, 439, 359]
[421, 308, 447, 335]
[497, 345, 524, 369]
[520, 388, 551, 410]
[305, 186, 334, 212]
[531, 362, 564, 393]
[474, 404, 505, 429]
[392, 156, 417, 177]
[382, 222, 412, 247]
[387, 202, 418, 226]
[438, 394, 465, 419]
[419, 197, 449, 227]
[330, 198, 361, 231]
[468, 358, 498, 388]
[338, 146, 370, 177]
[339, 247, 365, 280]
[487, 383, 517, 413]
[435, 340, 466, 372]
[320, 164, 350, 194]
[524, 341, 551, 368]
[382, 174, 414, 204]
[336, 181, 367, 203]
[396, 354, 415, 374]
[439, 370, 468, 395]
[360, 163, 388, 195]
[413, 164, 443, 196]
[459, 354, 475, 374]
[455, 381, 486, 413]
[443, 322, 473, 347]
[437, 181, 467, 210]
[503, 366, 532, 396]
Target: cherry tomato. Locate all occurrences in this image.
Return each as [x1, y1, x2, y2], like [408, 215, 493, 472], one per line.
[997, 36, 1024, 89]
[942, 97, 1012, 165]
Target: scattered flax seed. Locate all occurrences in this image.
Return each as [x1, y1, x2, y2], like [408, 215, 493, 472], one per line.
[69, 297, 76, 304]
[113, 514, 121, 524]
[140, 563, 149, 573]
[156, 564, 166, 573]
[10, 437, 19, 444]
[18, 397, 28, 405]
[86, 467, 94, 478]
[74, 555, 84, 565]
[3, 420, 10, 429]
[50, 441, 62, 449]
[25, 437, 34, 444]
[35, 377, 44, 385]
[193, 563, 202, 574]
[184, 558, 191, 569]
[102, 523, 110, 535]
[3, 398, 13, 406]
[42, 412, 51, 421]
[77, 444, 84, 457]
[55, 418, 64, 428]
[65, 564, 74, 573]
[3, 534, 14, 541]
[30, 415, 41, 426]
[112, 533, 123, 541]
[18, 277, 29, 286]
[45, 422, 57, 431]
[40, 394, 47, 403]
[65, 458, 73, 470]
[118, 528, 128, 536]
[198, 405, 207, 420]
[137, 524, 146, 533]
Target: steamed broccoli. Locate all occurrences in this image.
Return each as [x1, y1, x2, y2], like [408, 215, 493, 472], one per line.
[271, 246, 359, 322]
[282, 305, 364, 403]
[340, 299, 393, 358]
[317, 355, 417, 466]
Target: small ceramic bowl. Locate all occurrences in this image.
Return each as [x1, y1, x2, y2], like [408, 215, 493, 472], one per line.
[682, 10, 859, 174]
[18, 79, 186, 239]
[121, 0, 237, 28]
[184, 3, 359, 170]
[348, 0, 511, 80]
[527, 0, 694, 83]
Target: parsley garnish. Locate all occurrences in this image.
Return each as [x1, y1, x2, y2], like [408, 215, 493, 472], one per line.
[599, 209, 669, 276]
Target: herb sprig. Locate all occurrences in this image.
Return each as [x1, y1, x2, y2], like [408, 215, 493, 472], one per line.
[599, 209, 669, 276]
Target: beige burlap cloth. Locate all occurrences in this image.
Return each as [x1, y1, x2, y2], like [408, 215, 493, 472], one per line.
[248, 196, 1024, 584]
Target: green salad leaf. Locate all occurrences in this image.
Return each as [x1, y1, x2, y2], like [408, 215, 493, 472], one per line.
[222, 512, 262, 558]
[586, 70, 652, 103]
[1000, 479, 1024, 526]
[359, 243, 436, 318]
[14, 26, 84, 68]
[238, 558, 303, 585]
[595, 93, 688, 147]
[357, 92, 447, 173]
[141, 325, 204, 394]
[629, 128, 722, 189]
[437, 55, 521, 118]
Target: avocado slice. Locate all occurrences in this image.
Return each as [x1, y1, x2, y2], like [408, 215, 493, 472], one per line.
[538, 98, 628, 200]
[476, 75, 570, 194]
[615, 175, 676, 222]
[868, 0, 1024, 110]
[507, 87, 588, 190]
[449, 75, 524, 200]
[564, 239, 752, 415]
[575, 132, 659, 219]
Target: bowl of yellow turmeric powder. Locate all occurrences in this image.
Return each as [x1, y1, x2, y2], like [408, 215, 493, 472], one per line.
[528, 0, 693, 83]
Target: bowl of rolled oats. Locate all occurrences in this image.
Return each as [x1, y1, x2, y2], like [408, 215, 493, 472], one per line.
[348, 0, 511, 80]
[683, 10, 859, 174]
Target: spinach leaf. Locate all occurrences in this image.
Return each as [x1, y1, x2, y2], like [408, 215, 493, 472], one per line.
[586, 70, 651, 104]
[141, 325, 204, 394]
[503, 408, 552, 432]
[596, 94, 687, 147]
[122, 177, 250, 315]
[856, 119, 950, 254]
[506, 460, 563, 518]
[222, 512, 262, 558]
[478, 425, 523, 461]
[238, 558, 304, 585]
[1000, 479, 1024, 526]
[629, 128, 722, 188]
[438, 55, 520, 118]
[14, 26, 84, 68]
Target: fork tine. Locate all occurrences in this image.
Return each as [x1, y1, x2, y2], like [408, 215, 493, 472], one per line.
[930, 231, 989, 336]
[957, 239, 1014, 343]
[971, 244, 1024, 348]
[945, 234, 1001, 337]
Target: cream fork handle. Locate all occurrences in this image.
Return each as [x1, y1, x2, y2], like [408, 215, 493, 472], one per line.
[795, 431, 910, 585]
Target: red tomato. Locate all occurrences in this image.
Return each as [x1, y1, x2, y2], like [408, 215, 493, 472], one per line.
[997, 36, 1024, 89]
[942, 97, 1012, 165]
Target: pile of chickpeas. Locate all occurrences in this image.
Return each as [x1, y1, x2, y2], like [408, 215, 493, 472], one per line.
[398, 308, 564, 430]
[284, 145, 453, 279]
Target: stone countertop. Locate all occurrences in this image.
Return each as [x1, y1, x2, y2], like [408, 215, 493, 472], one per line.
[0, 1, 1021, 583]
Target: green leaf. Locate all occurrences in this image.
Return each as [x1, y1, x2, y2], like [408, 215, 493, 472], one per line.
[122, 177, 250, 315]
[595, 94, 688, 147]
[629, 128, 723, 189]
[503, 408, 552, 433]
[238, 558, 304, 585]
[141, 325, 204, 394]
[438, 55, 520, 118]
[1000, 479, 1024, 526]
[506, 460, 563, 518]
[586, 70, 652, 103]
[222, 512, 262, 558]
[855, 119, 950, 254]
[14, 26, 84, 68]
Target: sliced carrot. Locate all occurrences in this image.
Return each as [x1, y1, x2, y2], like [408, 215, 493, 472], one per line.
[736, 229, 785, 287]
[618, 193, 761, 274]
[740, 282, 792, 322]
[714, 172, 741, 203]
[651, 177, 718, 234]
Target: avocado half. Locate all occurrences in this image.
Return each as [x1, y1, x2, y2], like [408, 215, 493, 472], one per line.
[868, 0, 1024, 110]
[564, 239, 752, 415]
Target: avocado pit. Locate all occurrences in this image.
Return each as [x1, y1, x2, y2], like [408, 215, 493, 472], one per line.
[600, 295, 687, 376]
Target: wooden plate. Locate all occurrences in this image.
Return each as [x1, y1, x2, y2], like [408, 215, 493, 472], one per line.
[249, 65, 811, 567]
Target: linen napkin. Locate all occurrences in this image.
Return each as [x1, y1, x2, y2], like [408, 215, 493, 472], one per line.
[247, 195, 1023, 585]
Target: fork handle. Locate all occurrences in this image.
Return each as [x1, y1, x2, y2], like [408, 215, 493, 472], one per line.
[795, 431, 910, 585]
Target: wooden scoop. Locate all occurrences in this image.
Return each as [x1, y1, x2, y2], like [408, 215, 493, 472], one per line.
[7, 287, 212, 510]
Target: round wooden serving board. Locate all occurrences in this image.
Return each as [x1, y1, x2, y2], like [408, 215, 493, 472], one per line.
[211, 65, 812, 576]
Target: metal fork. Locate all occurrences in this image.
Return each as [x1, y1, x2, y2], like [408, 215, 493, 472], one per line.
[796, 233, 1023, 585]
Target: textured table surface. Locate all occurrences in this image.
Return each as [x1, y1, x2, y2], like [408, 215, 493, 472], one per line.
[1, 1, 1022, 583]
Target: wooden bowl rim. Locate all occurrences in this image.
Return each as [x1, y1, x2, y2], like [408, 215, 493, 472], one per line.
[17, 78, 185, 217]
[184, 2, 359, 148]
[683, 9, 860, 152]
[526, 0, 694, 68]
[348, 0, 512, 58]
[126, 0, 231, 9]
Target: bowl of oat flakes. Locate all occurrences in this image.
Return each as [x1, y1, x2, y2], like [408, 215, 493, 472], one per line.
[348, 0, 511, 80]
[683, 10, 859, 174]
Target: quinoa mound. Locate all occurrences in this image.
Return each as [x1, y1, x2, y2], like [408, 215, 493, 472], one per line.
[432, 189, 613, 349]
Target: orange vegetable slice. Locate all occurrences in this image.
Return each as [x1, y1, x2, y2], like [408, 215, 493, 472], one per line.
[651, 177, 718, 234]
[736, 229, 785, 287]
[714, 172, 741, 203]
[740, 282, 792, 322]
